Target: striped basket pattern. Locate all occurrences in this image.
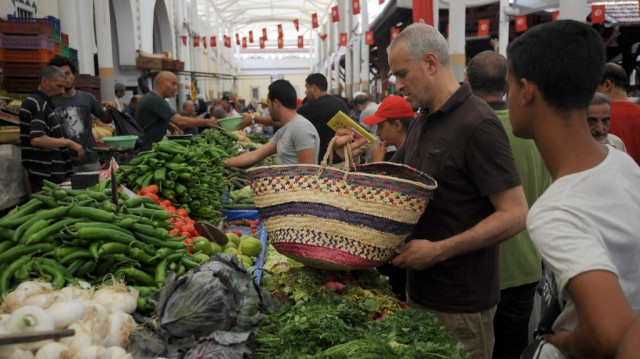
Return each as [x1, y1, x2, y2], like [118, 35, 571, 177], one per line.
[247, 139, 437, 270]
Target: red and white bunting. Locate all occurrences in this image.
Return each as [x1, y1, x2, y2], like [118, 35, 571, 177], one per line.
[202, 36, 207, 48]
[210, 36, 216, 47]
[320, 33, 328, 41]
[259, 37, 265, 49]
[365, 31, 374, 45]
[352, 0, 360, 15]
[298, 35, 304, 48]
[390, 27, 400, 42]
[193, 35, 200, 47]
[277, 37, 284, 49]
[277, 24, 283, 38]
[242, 37, 247, 48]
[592, 5, 605, 24]
[379, 0, 385, 4]
[312, 13, 319, 28]
[331, 5, 340, 22]
[293, 19, 299, 32]
[235, 33, 240, 45]
[413, 0, 433, 25]
[224, 35, 231, 48]
[262, 28, 268, 41]
[181, 36, 187, 46]
[477, 19, 490, 37]
[515, 15, 528, 32]
[249, 31, 254, 43]
[339, 32, 347, 46]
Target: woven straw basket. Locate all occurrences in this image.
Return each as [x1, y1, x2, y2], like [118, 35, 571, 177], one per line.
[246, 138, 437, 270]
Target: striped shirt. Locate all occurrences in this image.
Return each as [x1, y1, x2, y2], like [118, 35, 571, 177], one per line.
[19, 90, 73, 189]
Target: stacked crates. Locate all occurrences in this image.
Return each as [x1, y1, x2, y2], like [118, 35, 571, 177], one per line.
[0, 16, 81, 94]
[75, 74, 101, 101]
[0, 16, 56, 93]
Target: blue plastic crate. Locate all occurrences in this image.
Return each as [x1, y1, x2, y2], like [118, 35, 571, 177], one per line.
[44, 16, 60, 31]
[222, 209, 267, 284]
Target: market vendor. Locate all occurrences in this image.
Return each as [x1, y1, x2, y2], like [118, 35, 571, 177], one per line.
[333, 23, 528, 359]
[135, 71, 219, 151]
[19, 66, 84, 193]
[224, 79, 319, 167]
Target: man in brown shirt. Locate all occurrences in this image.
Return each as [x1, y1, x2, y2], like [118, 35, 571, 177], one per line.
[335, 23, 528, 358]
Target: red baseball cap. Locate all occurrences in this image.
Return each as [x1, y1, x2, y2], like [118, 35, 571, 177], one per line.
[362, 95, 415, 125]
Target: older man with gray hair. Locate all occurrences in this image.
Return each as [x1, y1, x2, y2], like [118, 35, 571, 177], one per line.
[114, 82, 126, 111]
[588, 92, 627, 152]
[19, 66, 84, 192]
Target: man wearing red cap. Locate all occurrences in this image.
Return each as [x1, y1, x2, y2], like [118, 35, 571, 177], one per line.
[361, 95, 416, 163]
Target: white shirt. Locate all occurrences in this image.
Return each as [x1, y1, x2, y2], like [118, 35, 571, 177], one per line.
[528, 149, 640, 336]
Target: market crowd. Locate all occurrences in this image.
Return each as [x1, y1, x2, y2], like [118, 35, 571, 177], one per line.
[17, 18, 640, 359]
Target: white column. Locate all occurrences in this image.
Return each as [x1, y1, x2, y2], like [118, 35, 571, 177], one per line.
[433, 0, 440, 32]
[174, 0, 187, 107]
[558, 0, 589, 21]
[448, 0, 466, 82]
[360, 0, 370, 95]
[94, 0, 115, 102]
[333, 16, 340, 95]
[326, 21, 333, 92]
[138, 0, 155, 53]
[499, 0, 510, 56]
[344, 0, 353, 99]
[352, 20, 361, 94]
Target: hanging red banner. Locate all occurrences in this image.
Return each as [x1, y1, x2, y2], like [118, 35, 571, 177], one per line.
[592, 5, 605, 24]
[202, 36, 207, 48]
[181, 36, 187, 46]
[249, 31, 254, 43]
[210, 36, 216, 47]
[293, 19, 299, 31]
[312, 13, 319, 28]
[235, 33, 240, 45]
[320, 33, 328, 41]
[224, 35, 231, 48]
[278, 24, 283, 38]
[331, 6, 340, 22]
[352, 0, 360, 15]
[413, 0, 433, 25]
[277, 37, 283, 49]
[365, 31, 374, 45]
[390, 27, 400, 42]
[260, 37, 265, 49]
[298, 35, 304, 48]
[193, 35, 200, 47]
[339, 32, 347, 46]
[552, 11, 559, 21]
[242, 37, 247, 48]
[262, 28, 268, 41]
[477, 19, 490, 37]
[379, 0, 384, 4]
[515, 15, 528, 32]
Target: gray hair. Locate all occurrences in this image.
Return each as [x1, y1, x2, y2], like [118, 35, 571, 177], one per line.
[115, 83, 126, 92]
[590, 92, 610, 106]
[39, 66, 66, 82]
[388, 23, 450, 67]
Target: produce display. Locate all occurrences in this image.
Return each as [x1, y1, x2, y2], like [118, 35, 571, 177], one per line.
[127, 254, 281, 358]
[0, 281, 137, 358]
[0, 180, 205, 306]
[117, 133, 235, 224]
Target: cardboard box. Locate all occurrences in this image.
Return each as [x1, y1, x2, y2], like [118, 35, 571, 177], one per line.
[136, 50, 166, 70]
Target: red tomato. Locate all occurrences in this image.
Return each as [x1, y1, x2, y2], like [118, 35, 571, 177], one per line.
[160, 199, 172, 207]
[169, 228, 180, 236]
[146, 184, 159, 194]
[177, 208, 188, 218]
[142, 193, 160, 204]
[182, 223, 196, 236]
[233, 229, 243, 237]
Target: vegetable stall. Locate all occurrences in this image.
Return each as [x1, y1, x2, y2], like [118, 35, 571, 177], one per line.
[0, 131, 467, 358]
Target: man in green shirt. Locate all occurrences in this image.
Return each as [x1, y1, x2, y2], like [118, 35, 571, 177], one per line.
[136, 71, 218, 151]
[466, 50, 550, 359]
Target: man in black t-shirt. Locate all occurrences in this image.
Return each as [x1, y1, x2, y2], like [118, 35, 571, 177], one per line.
[296, 73, 349, 159]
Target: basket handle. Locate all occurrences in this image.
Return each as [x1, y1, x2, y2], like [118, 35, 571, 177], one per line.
[319, 136, 356, 175]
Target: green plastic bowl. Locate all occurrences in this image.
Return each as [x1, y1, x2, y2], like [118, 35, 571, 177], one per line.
[218, 116, 244, 131]
[102, 135, 138, 149]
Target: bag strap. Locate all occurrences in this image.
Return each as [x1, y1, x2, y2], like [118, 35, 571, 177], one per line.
[319, 136, 356, 176]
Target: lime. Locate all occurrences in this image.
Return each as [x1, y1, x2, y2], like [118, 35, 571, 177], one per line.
[210, 241, 223, 255]
[223, 247, 239, 255]
[193, 252, 209, 263]
[224, 241, 237, 249]
[192, 237, 212, 255]
[238, 237, 262, 257]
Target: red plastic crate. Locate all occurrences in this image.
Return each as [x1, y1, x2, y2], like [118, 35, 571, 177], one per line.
[176, 61, 184, 71]
[1, 77, 40, 93]
[0, 49, 55, 63]
[90, 76, 100, 89]
[0, 18, 53, 36]
[74, 74, 92, 88]
[54, 42, 62, 55]
[0, 34, 54, 50]
[61, 33, 68, 46]
[0, 62, 47, 78]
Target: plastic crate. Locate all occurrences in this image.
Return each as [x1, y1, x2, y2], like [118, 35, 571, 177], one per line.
[53, 30, 61, 44]
[0, 18, 53, 36]
[0, 62, 47, 77]
[75, 74, 100, 89]
[68, 48, 77, 60]
[44, 16, 61, 31]
[176, 60, 184, 71]
[0, 33, 54, 50]
[53, 42, 62, 55]
[0, 48, 54, 63]
[90, 76, 100, 89]
[61, 33, 68, 46]
[161, 59, 177, 70]
[61, 45, 69, 57]
[1, 77, 40, 93]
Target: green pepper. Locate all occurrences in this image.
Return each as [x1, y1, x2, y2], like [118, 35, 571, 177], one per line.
[154, 167, 167, 183]
[0, 255, 33, 295]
